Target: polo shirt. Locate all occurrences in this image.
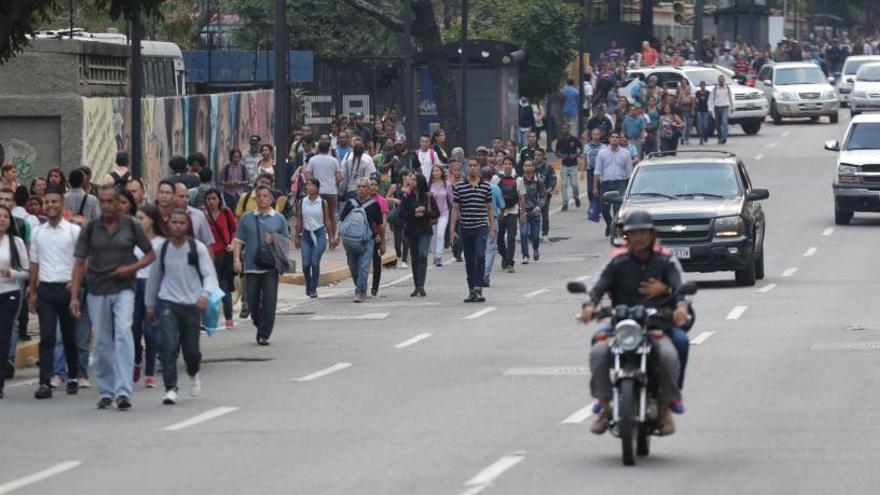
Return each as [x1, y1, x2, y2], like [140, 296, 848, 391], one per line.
[74, 214, 153, 295]
[453, 179, 492, 230]
[30, 219, 80, 283]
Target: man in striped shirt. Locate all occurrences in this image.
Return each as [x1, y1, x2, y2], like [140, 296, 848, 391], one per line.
[450, 159, 496, 303]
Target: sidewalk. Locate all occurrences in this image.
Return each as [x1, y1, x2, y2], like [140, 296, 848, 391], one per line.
[280, 229, 398, 286]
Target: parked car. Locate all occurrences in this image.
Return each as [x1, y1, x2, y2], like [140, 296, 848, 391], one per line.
[604, 151, 769, 286]
[825, 114, 880, 225]
[755, 62, 839, 124]
[849, 63, 880, 117]
[837, 55, 880, 107]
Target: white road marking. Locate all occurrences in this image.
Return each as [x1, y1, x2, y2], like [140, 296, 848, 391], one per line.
[0, 461, 81, 495]
[394, 333, 433, 349]
[503, 367, 589, 376]
[689, 331, 715, 345]
[768, 142, 778, 148]
[161, 406, 239, 431]
[726, 306, 748, 320]
[379, 273, 414, 288]
[782, 130, 791, 137]
[463, 306, 497, 320]
[782, 267, 799, 277]
[561, 405, 594, 424]
[574, 275, 591, 282]
[754, 153, 764, 160]
[461, 452, 527, 495]
[803, 246, 818, 257]
[310, 313, 389, 321]
[294, 362, 352, 382]
[524, 288, 549, 298]
[757, 283, 777, 293]
[7, 378, 37, 388]
[822, 227, 835, 237]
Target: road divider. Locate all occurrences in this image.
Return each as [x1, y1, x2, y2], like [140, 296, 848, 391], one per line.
[726, 306, 748, 320]
[460, 452, 527, 495]
[0, 461, 81, 495]
[463, 307, 497, 320]
[294, 362, 352, 382]
[690, 331, 715, 345]
[394, 333, 432, 349]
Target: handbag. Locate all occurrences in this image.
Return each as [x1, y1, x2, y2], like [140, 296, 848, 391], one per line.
[427, 196, 438, 226]
[253, 214, 277, 270]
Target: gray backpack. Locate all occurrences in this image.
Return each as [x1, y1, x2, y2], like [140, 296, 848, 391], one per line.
[340, 198, 375, 252]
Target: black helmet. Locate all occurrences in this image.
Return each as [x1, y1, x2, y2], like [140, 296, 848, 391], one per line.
[621, 210, 655, 233]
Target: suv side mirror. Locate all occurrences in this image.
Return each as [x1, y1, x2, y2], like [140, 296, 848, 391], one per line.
[824, 140, 840, 151]
[747, 188, 770, 201]
[763, 79, 772, 86]
[603, 190, 623, 205]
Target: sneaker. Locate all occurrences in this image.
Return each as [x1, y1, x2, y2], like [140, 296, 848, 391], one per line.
[163, 389, 178, 405]
[533, 252, 539, 261]
[482, 277, 491, 288]
[189, 373, 201, 397]
[96, 397, 113, 409]
[257, 336, 270, 346]
[417, 287, 427, 297]
[34, 385, 52, 399]
[455, 256, 463, 263]
[561, 204, 568, 211]
[541, 235, 550, 243]
[49, 375, 63, 388]
[239, 307, 250, 319]
[506, 265, 516, 273]
[133, 365, 141, 383]
[225, 320, 235, 330]
[575, 198, 582, 208]
[354, 293, 365, 303]
[397, 261, 409, 269]
[309, 292, 319, 298]
[474, 290, 486, 303]
[66, 380, 79, 395]
[144, 376, 157, 388]
[410, 289, 420, 297]
[77, 378, 91, 388]
[5, 360, 14, 379]
[670, 399, 686, 415]
[591, 413, 609, 435]
[521, 256, 530, 265]
[463, 292, 477, 303]
[116, 396, 132, 410]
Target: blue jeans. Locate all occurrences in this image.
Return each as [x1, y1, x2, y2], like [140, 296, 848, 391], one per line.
[681, 113, 693, 143]
[560, 166, 580, 206]
[600, 179, 628, 229]
[346, 238, 375, 295]
[696, 111, 710, 143]
[301, 227, 327, 295]
[591, 326, 689, 390]
[518, 127, 532, 147]
[519, 214, 541, 258]
[88, 290, 135, 400]
[714, 106, 729, 142]
[484, 223, 498, 280]
[461, 226, 488, 291]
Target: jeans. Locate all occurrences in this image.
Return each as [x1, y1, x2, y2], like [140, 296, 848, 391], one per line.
[300, 227, 327, 295]
[461, 226, 488, 291]
[519, 214, 541, 258]
[245, 271, 279, 340]
[518, 127, 532, 147]
[560, 166, 580, 206]
[484, 223, 498, 280]
[590, 335, 681, 402]
[600, 179, 628, 229]
[345, 238, 374, 295]
[681, 113, 693, 144]
[88, 290, 135, 400]
[496, 214, 518, 266]
[36, 283, 78, 386]
[159, 301, 202, 391]
[0, 291, 21, 391]
[6, 288, 23, 362]
[406, 232, 432, 289]
[714, 106, 730, 142]
[392, 225, 409, 263]
[452, 223, 463, 259]
[213, 252, 234, 320]
[628, 137, 644, 159]
[540, 196, 551, 236]
[432, 214, 449, 261]
[696, 111, 709, 143]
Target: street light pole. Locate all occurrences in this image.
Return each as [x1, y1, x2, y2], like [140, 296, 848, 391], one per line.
[273, 0, 289, 192]
[401, 0, 414, 145]
[694, 0, 704, 61]
[130, 13, 144, 179]
[68, 0, 74, 38]
[460, 0, 468, 153]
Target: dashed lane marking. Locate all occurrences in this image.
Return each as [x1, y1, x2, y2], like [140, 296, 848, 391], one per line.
[293, 362, 352, 382]
[574, 275, 591, 282]
[310, 313, 389, 321]
[463, 306, 497, 320]
[726, 306, 748, 320]
[822, 227, 834, 237]
[0, 461, 81, 495]
[757, 283, 777, 293]
[561, 405, 594, 424]
[768, 142, 778, 148]
[754, 153, 764, 160]
[7, 378, 37, 388]
[804, 247, 818, 257]
[524, 288, 549, 298]
[782, 131, 791, 137]
[161, 406, 239, 431]
[460, 452, 527, 495]
[394, 333, 432, 349]
[782, 267, 799, 277]
[690, 331, 715, 345]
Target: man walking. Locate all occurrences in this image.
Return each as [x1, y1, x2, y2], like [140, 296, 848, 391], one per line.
[451, 159, 496, 303]
[519, 160, 547, 263]
[29, 187, 81, 399]
[517, 131, 544, 176]
[593, 132, 634, 237]
[64, 169, 99, 224]
[306, 140, 343, 233]
[234, 185, 290, 345]
[711, 75, 733, 145]
[555, 123, 582, 211]
[173, 183, 215, 248]
[146, 209, 218, 405]
[338, 178, 385, 303]
[491, 158, 526, 273]
[560, 79, 580, 133]
[242, 135, 262, 180]
[71, 185, 155, 410]
[584, 129, 606, 203]
[533, 150, 556, 242]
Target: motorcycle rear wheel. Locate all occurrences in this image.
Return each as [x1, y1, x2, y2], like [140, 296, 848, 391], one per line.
[619, 378, 637, 466]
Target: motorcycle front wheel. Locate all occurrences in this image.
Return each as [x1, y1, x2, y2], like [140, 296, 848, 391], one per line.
[618, 378, 637, 466]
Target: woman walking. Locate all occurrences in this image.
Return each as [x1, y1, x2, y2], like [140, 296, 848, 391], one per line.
[428, 165, 453, 266]
[432, 129, 449, 164]
[369, 177, 388, 297]
[658, 104, 685, 153]
[400, 174, 438, 297]
[204, 189, 238, 325]
[386, 171, 410, 269]
[676, 79, 695, 145]
[294, 179, 334, 298]
[220, 149, 250, 210]
[0, 206, 27, 398]
[256, 144, 275, 181]
[47, 168, 68, 194]
[643, 96, 661, 155]
[133, 204, 165, 388]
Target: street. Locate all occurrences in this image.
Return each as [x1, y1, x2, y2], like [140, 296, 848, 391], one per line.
[3, 115, 879, 495]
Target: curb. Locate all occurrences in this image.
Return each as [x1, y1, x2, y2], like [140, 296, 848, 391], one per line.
[279, 252, 398, 286]
[13, 340, 39, 369]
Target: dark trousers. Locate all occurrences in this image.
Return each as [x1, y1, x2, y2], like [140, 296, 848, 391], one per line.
[213, 252, 234, 320]
[245, 271, 279, 340]
[371, 241, 382, 294]
[541, 196, 551, 236]
[0, 291, 20, 391]
[37, 283, 78, 386]
[159, 301, 201, 391]
[452, 224, 463, 258]
[600, 179, 628, 229]
[586, 170, 595, 202]
[393, 225, 409, 262]
[496, 214, 518, 266]
[406, 232, 432, 289]
[17, 281, 29, 338]
[133, 279, 146, 367]
[461, 226, 488, 291]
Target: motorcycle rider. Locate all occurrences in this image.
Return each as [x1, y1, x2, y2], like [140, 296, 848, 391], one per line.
[579, 210, 690, 436]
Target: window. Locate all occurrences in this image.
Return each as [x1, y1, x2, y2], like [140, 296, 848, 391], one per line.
[629, 164, 743, 198]
[844, 123, 880, 151]
[775, 67, 826, 85]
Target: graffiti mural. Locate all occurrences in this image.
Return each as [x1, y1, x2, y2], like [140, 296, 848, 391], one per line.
[82, 90, 275, 193]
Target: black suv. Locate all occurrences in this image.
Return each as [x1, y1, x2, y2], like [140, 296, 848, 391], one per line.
[604, 151, 770, 286]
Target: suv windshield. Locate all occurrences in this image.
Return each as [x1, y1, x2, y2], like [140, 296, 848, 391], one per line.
[775, 67, 827, 85]
[857, 65, 880, 82]
[845, 59, 880, 75]
[629, 164, 742, 198]
[844, 123, 880, 151]
[686, 68, 725, 87]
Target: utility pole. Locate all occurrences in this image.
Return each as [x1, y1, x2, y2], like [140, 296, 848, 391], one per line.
[68, 0, 74, 38]
[206, 0, 213, 85]
[401, 0, 415, 145]
[130, 13, 144, 179]
[577, 0, 587, 138]
[273, 0, 289, 192]
[460, 0, 469, 153]
[694, 0, 704, 61]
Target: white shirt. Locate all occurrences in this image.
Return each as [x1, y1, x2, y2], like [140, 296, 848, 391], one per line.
[136, 237, 166, 280]
[712, 84, 732, 108]
[242, 150, 260, 179]
[30, 219, 80, 283]
[300, 196, 325, 233]
[416, 148, 440, 177]
[0, 234, 29, 294]
[11, 206, 38, 230]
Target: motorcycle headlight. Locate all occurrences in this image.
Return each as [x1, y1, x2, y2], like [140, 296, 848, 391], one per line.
[714, 215, 745, 237]
[777, 91, 797, 101]
[614, 319, 643, 352]
[838, 163, 861, 183]
[823, 89, 836, 99]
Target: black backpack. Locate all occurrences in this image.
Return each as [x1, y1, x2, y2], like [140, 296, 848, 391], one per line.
[497, 174, 518, 209]
[159, 238, 203, 284]
[110, 170, 131, 189]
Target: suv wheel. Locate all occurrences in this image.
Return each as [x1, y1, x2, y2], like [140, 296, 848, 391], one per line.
[770, 102, 783, 125]
[834, 208, 853, 225]
[735, 258, 757, 286]
[830, 112, 839, 124]
[755, 248, 765, 280]
[741, 119, 762, 135]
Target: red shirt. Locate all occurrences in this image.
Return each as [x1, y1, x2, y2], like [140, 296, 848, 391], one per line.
[205, 207, 238, 256]
[642, 47, 658, 66]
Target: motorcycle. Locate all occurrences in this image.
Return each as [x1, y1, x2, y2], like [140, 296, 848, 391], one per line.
[568, 281, 697, 466]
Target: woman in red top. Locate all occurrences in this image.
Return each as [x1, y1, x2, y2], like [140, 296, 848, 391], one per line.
[204, 188, 238, 329]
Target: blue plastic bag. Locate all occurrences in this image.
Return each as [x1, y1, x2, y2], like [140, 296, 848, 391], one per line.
[587, 198, 602, 223]
[203, 287, 226, 336]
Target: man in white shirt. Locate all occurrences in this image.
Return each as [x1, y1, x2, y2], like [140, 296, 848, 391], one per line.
[242, 135, 262, 181]
[416, 134, 441, 177]
[710, 75, 734, 145]
[28, 187, 81, 399]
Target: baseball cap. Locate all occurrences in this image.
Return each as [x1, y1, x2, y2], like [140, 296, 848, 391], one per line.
[249, 135, 261, 143]
[476, 146, 489, 153]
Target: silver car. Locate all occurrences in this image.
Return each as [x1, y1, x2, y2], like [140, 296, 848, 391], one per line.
[850, 63, 880, 117]
[755, 62, 839, 124]
[838, 55, 880, 106]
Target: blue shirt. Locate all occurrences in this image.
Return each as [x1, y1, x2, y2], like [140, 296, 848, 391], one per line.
[595, 146, 634, 182]
[490, 183, 504, 219]
[584, 142, 605, 171]
[336, 146, 352, 162]
[621, 116, 646, 140]
[561, 85, 579, 118]
[235, 209, 290, 273]
[629, 80, 644, 100]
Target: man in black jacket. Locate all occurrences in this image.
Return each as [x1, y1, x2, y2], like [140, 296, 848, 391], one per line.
[532, 150, 556, 241]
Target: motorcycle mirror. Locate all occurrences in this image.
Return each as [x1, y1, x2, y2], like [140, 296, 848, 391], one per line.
[567, 282, 587, 293]
[679, 282, 698, 296]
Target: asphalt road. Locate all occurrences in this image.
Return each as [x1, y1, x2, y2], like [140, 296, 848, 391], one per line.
[4, 114, 879, 495]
